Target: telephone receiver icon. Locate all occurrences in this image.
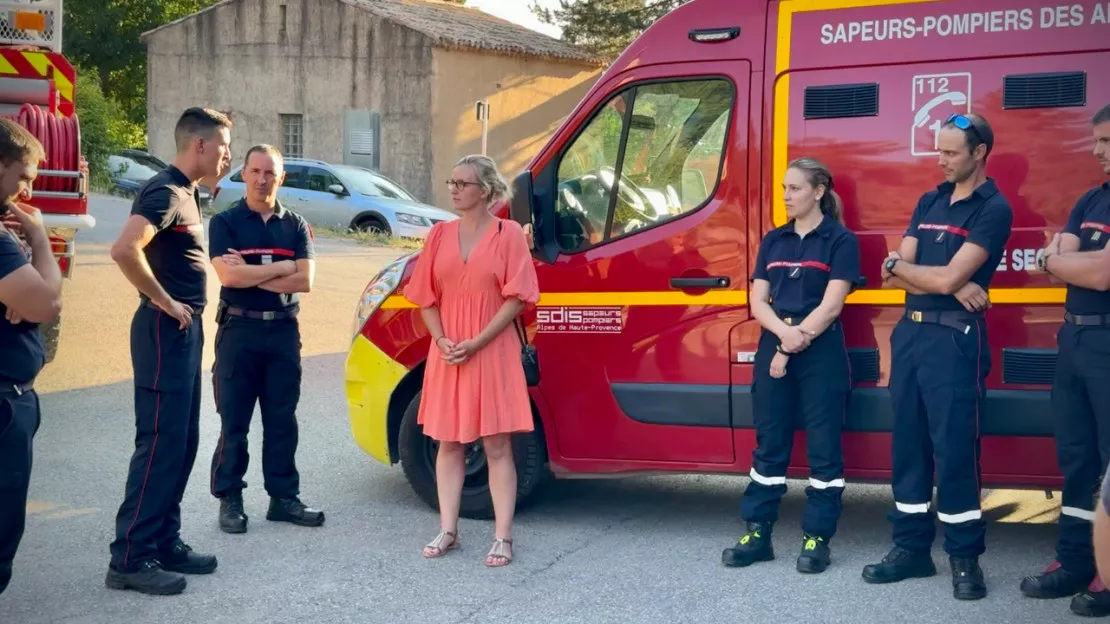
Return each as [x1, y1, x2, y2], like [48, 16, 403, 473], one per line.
[914, 92, 967, 128]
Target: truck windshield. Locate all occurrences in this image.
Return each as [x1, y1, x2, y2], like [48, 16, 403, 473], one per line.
[554, 78, 733, 252]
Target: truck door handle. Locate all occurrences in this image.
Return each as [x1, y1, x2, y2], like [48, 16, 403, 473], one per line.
[670, 276, 730, 289]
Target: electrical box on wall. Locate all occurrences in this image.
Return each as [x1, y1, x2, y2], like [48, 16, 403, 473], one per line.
[343, 109, 380, 171]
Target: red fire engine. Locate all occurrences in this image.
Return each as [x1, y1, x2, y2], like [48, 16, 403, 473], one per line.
[0, 0, 95, 362]
[346, 0, 1110, 518]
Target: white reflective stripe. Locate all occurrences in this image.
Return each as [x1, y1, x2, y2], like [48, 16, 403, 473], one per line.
[749, 468, 787, 485]
[938, 509, 983, 524]
[1062, 506, 1097, 522]
[809, 477, 845, 489]
[895, 501, 930, 514]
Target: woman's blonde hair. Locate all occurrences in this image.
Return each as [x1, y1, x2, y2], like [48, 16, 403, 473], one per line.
[455, 154, 512, 204]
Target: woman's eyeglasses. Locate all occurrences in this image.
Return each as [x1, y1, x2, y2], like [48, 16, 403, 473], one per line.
[445, 179, 482, 191]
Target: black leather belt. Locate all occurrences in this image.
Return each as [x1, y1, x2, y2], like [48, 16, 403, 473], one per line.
[220, 303, 298, 321]
[1065, 312, 1110, 326]
[139, 297, 204, 316]
[0, 380, 34, 397]
[904, 309, 981, 334]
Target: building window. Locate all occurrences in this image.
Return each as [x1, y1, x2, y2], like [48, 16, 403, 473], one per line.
[281, 114, 303, 158]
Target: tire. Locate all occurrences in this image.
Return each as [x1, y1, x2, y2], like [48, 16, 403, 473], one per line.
[353, 216, 390, 236]
[39, 315, 61, 364]
[397, 390, 549, 520]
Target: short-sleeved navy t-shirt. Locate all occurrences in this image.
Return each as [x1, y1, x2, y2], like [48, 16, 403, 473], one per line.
[903, 178, 1013, 312]
[130, 165, 207, 308]
[1062, 182, 1110, 315]
[751, 214, 862, 318]
[0, 222, 46, 385]
[208, 199, 314, 311]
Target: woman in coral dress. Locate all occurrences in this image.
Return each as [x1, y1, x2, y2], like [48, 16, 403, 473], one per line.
[403, 155, 540, 567]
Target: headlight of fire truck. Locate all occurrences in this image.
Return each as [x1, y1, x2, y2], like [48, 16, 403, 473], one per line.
[351, 255, 411, 341]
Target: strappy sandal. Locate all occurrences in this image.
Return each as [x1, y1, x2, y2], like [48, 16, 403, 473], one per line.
[422, 529, 460, 558]
[485, 537, 513, 567]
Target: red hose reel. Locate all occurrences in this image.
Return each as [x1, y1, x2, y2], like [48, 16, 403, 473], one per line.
[1, 103, 81, 194]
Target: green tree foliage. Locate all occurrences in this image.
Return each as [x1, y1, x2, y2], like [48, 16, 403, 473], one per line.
[71, 64, 144, 189]
[63, 0, 220, 127]
[531, 0, 692, 59]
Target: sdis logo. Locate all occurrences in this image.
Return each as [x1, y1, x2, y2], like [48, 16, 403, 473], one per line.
[535, 306, 622, 334]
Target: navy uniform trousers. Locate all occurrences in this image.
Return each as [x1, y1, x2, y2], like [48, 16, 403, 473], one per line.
[888, 312, 989, 558]
[1052, 321, 1110, 575]
[740, 321, 852, 539]
[0, 388, 41, 595]
[109, 302, 203, 572]
[209, 314, 302, 500]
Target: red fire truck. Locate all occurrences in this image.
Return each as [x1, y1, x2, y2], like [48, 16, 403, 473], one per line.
[1, 0, 94, 362]
[346, 0, 1110, 518]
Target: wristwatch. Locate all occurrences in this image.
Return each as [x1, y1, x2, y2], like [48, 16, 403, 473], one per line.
[884, 257, 899, 275]
[1037, 251, 1051, 272]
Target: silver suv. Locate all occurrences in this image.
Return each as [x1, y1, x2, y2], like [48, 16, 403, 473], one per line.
[211, 158, 457, 239]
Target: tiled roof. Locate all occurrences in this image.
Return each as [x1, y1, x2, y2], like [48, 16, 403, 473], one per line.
[344, 0, 605, 65]
[142, 0, 604, 66]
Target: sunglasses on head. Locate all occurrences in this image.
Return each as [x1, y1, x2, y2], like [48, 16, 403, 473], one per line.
[946, 113, 986, 147]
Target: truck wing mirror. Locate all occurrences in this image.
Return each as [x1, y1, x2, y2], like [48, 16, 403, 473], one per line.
[509, 169, 558, 264]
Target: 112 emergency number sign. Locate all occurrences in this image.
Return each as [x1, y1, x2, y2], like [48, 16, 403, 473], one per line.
[911, 72, 972, 157]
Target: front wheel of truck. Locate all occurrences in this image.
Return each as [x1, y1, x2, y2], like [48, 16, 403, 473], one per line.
[397, 390, 549, 520]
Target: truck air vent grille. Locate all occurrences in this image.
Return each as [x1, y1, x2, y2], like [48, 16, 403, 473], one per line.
[1002, 348, 1057, 385]
[848, 348, 880, 383]
[1003, 72, 1086, 110]
[803, 83, 879, 120]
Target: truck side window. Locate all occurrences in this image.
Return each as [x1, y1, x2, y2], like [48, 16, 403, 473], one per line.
[554, 79, 732, 253]
[554, 93, 630, 253]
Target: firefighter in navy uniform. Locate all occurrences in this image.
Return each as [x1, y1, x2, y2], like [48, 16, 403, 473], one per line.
[207, 145, 323, 533]
[0, 119, 62, 596]
[722, 158, 860, 574]
[106, 108, 233, 596]
[1020, 103, 1110, 618]
[862, 113, 1013, 601]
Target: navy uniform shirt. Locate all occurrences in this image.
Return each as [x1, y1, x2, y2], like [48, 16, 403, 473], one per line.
[1062, 182, 1110, 315]
[131, 165, 208, 308]
[208, 199, 314, 311]
[752, 214, 862, 318]
[0, 221, 46, 385]
[903, 178, 1013, 312]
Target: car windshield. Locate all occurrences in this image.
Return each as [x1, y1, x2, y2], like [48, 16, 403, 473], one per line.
[111, 155, 162, 181]
[332, 165, 415, 201]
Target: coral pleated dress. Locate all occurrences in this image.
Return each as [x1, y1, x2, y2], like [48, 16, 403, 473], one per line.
[403, 217, 540, 444]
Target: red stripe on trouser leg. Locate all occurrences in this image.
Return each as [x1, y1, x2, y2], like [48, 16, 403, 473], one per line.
[121, 311, 163, 566]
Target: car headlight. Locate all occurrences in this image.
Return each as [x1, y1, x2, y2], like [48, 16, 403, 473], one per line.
[395, 212, 431, 227]
[351, 255, 411, 341]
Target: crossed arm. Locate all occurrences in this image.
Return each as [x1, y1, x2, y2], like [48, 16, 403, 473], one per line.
[1043, 233, 1110, 291]
[883, 235, 991, 296]
[211, 253, 314, 293]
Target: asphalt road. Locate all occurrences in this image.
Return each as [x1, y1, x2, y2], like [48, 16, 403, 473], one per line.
[0, 195, 1078, 623]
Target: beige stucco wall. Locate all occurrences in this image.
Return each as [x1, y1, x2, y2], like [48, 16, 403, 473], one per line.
[143, 0, 436, 201]
[428, 48, 602, 209]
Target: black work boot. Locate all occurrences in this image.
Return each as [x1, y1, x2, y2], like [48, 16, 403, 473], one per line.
[104, 559, 187, 596]
[1071, 577, 1110, 617]
[158, 540, 217, 575]
[721, 521, 774, 567]
[862, 546, 937, 584]
[1020, 560, 1091, 599]
[266, 497, 325, 527]
[950, 556, 987, 600]
[219, 493, 248, 534]
[796, 534, 831, 574]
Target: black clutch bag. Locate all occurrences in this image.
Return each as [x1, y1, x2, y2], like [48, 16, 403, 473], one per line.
[514, 317, 540, 387]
